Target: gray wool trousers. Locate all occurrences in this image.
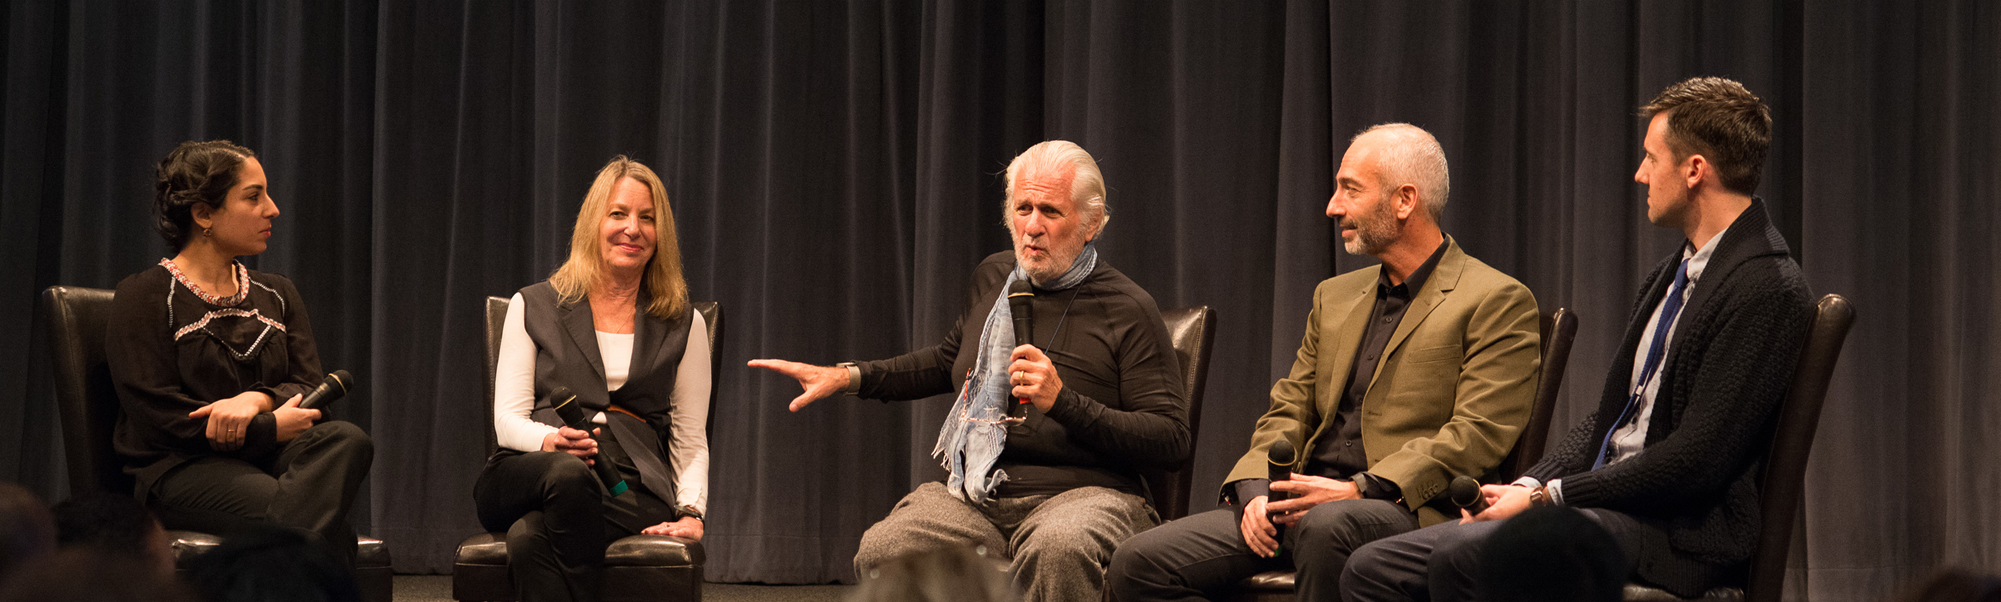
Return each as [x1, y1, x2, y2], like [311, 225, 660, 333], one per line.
[854, 481, 1158, 602]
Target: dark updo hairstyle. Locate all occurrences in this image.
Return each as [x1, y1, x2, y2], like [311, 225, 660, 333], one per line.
[154, 140, 257, 250]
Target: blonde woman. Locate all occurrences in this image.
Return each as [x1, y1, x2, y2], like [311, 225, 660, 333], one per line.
[473, 157, 711, 602]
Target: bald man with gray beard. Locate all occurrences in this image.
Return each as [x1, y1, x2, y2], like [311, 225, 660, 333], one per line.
[1107, 124, 1541, 602]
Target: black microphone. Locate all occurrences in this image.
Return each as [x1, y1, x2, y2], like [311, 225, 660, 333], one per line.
[297, 370, 353, 411]
[1266, 439, 1294, 505]
[1006, 279, 1035, 420]
[1449, 475, 1489, 517]
[549, 387, 630, 496]
[1266, 440, 1295, 542]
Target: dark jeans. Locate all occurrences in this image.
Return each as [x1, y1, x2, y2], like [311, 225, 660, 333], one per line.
[474, 450, 678, 602]
[149, 420, 374, 568]
[1341, 508, 1649, 602]
[1106, 499, 1420, 602]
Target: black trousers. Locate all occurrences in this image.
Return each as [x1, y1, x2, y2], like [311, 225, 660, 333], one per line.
[474, 450, 678, 602]
[149, 420, 375, 568]
[1340, 508, 1650, 602]
[1106, 499, 1420, 602]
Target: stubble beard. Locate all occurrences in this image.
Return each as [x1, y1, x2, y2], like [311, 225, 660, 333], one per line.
[1017, 247, 1073, 283]
[1341, 203, 1399, 256]
[1014, 236, 1080, 284]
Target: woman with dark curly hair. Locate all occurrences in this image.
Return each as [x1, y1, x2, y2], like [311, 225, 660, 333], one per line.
[104, 140, 374, 568]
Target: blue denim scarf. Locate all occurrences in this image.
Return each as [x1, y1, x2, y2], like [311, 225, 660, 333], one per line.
[933, 243, 1099, 503]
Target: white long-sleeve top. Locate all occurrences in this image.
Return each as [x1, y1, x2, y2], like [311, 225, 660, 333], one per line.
[492, 293, 711, 517]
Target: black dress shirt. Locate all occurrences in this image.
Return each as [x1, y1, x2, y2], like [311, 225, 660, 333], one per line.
[1235, 240, 1447, 505]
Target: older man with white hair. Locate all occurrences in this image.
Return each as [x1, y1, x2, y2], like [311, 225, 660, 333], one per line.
[751, 140, 1190, 601]
[1106, 123, 1541, 602]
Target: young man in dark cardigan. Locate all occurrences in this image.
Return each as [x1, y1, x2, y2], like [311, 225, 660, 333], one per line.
[1341, 77, 1815, 601]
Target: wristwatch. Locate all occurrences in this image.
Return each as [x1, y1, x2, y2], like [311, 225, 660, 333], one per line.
[1528, 485, 1553, 507]
[679, 505, 704, 520]
[837, 362, 862, 396]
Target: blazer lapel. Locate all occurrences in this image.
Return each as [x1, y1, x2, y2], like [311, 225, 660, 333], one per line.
[558, 296, 608, 382]
[1372, 238, 1463, 390]
[1320, 272, 1378, 415]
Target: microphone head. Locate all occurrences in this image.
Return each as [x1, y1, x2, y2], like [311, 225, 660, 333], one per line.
[1008, 279, 1034, 298]
[1266, 439, 1296, 493]
[299, 369, 355, 410]
[1007, 279, 1036, 351]
[326, 370, 353, 394]
[548, 386, 585, 425]
[1448, 476, 1483, 507]
[1267, 439, 1295, 465]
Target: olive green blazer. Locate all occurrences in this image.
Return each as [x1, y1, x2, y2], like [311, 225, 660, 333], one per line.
[1226, 236, 1541, 526]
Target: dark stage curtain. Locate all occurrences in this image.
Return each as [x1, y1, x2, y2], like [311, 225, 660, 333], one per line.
[1795, 1, 2001, 597]
[1, 0, 383, 533]
[3, 1, 1994, 597]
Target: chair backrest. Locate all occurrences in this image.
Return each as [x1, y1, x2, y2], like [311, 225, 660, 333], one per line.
[694, 302, 724, 442]
[39, 286, 131, 498]
[1147, 306, 1216, 522]
[482, 296, 511, 453]
[1745, 294, 1854, 602]
[481, 296, 724, 451]
[1499, 308, 1579, 480]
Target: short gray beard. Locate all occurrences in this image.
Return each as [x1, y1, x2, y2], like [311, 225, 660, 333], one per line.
[1018, 247, 1077, 283]
[1341, 206, 1399, 256]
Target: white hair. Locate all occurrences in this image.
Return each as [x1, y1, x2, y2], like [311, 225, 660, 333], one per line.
[1002, 140, 1109, 236]
[1355, 123, 1450, 222]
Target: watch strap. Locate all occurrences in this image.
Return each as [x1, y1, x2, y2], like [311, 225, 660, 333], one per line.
[1528, 485, 1553, 507]
[838, 362, 862, 396]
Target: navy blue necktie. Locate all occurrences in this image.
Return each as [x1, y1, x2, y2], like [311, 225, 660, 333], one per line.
[1594, 258, 1691, 469]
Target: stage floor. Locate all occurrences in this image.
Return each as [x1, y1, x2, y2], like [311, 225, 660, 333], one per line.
[391, 575, 853, 602]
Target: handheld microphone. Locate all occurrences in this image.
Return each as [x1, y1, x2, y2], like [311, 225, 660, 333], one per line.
[1266, 439, 1295, 541]
[1006, 279, 1035, 420]
[1266, 439, 1294, 502]
[549, 387, 630, 496]
[297, 370, 353, 411]
[1448, 476, 1490, 517]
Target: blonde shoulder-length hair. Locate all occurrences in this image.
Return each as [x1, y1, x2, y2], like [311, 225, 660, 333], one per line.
[548, 156, 688, 320]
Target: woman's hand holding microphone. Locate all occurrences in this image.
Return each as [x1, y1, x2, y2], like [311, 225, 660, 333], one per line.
[540, 426, 601, 463]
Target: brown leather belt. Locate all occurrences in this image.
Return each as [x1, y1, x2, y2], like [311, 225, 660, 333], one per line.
[604, 404, 644, 423]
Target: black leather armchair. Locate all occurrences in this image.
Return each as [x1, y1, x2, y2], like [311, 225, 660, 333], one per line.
[1499, 307, 1578, 480]
[39, 285, 393, 602]
[1147, 306, 1217, 522]
[451, 297, 721, 602]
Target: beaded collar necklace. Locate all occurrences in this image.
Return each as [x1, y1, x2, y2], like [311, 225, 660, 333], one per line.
[159, 258, 251, 307]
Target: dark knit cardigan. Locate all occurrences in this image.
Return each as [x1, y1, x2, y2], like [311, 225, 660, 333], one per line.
[1524, 199, 1813, 596]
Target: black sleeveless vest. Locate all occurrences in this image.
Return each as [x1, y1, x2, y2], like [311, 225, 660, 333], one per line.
[514, 281, 693, 502]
